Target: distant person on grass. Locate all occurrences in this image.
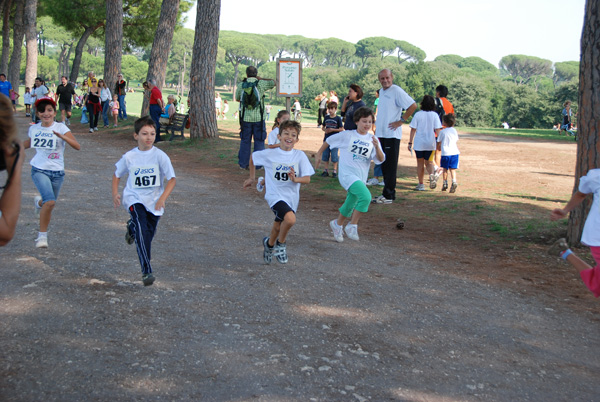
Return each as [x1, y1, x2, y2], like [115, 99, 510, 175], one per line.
[112, 116, 177, 286]
[55, 76, 76, 126]
[317, 107, 385, 243]
[147, 79, 165, 143]
[549, 169, 600, 298]
[243, 120, 314, 265]
[373, 69, 417, 204]
[267, 110, 290, 148]
[318, 101, 343, 178]
[408, 95, 442, 191]
[340, 84, 366, 131]
[436, 114, 460, 193]
[235, 65, 275, 170]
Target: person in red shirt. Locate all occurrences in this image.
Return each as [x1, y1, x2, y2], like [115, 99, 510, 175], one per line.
[147, 79, 165, 143]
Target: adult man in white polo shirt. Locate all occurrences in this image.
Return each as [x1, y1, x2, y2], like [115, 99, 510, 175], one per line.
[372, 69, 417, 204]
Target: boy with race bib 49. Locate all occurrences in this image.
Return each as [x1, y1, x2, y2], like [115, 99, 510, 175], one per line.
[112, 116, 176, 286]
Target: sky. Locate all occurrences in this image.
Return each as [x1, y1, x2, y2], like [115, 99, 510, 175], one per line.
[184, 0, 586, 66]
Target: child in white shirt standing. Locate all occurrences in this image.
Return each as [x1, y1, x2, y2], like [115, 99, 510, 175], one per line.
[316, 107, 385, 242]
[436, 113, 460, 193]
[549, 168, 600, 298]
[112, 116, 176, 286]
[244, 120, 314, 264]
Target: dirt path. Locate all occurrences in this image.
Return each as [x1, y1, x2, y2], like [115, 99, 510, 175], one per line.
[1, 116, 598, 401]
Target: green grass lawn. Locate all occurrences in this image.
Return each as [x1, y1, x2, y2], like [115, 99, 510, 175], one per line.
[457, 126, 577, 141]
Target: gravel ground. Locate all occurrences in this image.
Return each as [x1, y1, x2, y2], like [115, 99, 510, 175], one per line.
[1, 116, 599, 401]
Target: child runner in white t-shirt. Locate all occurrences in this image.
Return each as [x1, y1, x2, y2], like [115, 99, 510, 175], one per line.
[267, 110, 290, 148]
[112, 116, 176, 286]
[24, 98, 81, 248]
[549, 169, 600, 297]
[316, 106, 385, 242]
[436, 113, 460, 193]
[408, 95, 442, 191]
[244, 120, 315, 264]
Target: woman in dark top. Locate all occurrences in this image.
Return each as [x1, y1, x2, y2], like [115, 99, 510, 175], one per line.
[340, 84, 366, 131]
[86, 78, 102, 133]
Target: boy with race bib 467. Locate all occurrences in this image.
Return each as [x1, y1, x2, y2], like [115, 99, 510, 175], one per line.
[112, 116, 176, 286]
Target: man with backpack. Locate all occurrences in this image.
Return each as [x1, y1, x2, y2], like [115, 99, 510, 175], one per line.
[235, 65, 275, 169]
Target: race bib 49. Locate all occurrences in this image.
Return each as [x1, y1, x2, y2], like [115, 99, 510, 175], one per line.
[272, 163, 298, 182]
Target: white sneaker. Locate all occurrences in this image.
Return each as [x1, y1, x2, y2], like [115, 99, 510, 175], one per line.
[378, 180, 385, 186]
[366, 178, 379, 186]
[35, 236, 48, 248]
[329, 220, 344, 242]
[256, 176, 265, 192]
[34, 196, 42, 216]
[344, 224, 359, 241]
[414, 184, 426, 191]
[89, 128, 94, 133]
[94, 127, 98, 131]
[371, 195, 392, 204]
[65, 118, 70, 126]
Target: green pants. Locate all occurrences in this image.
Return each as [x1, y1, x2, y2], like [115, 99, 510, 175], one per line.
[339, 180, 371, 218]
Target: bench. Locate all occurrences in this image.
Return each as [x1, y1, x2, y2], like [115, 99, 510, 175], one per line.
[162, 113, 189, 141]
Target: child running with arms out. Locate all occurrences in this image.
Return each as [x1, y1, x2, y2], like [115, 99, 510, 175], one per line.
[24, 98, 81, 248]
[436, 113, 459, 193]
[112, 116, 176, 286]
[243, 120, 314, 264]
[548, 169, 600, 297]
[318, 101, 343, 178]
[316, 107, 385, 242]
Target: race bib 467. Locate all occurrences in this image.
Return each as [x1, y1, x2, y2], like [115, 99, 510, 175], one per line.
[131, 165, 161, 189]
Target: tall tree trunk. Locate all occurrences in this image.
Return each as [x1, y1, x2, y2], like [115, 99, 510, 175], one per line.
[567, 0, 600, 245]
[141, 0, 179, 116]
[189, 0, 220, 139]
[64, 41, 73, 78]
[1, 0, 12, 73]
[69, 24, 101, 84]
[104, 0, 123, 96]
[8, 0, 23, 87]
[57, 44, 67, 78]
[23, 0, 36, 88]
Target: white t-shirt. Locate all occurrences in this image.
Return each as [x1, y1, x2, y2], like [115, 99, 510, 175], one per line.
[375, 85, 415, 140]
[437, 127, 460, 156]
[31, 85, 49, 101]
[251, 148, 314, 212]
[23, 92, 33, 105]
[114, 147, 176, 216]
[28, 122, 71, 171]
[326, 130, 385, 190]
[409, 110, 442, 151]
[267, 127, 280, 145]
[578, 169, 600, 246]
[293, 101, 301, 111]
[100, 87, 112, 102]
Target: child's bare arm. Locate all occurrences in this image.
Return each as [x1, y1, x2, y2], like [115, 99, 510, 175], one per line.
[315, 142, 329, 167]
[55, 131, 81, 151]
[551, 191, 587, 220]
[289, 167, 310, 184]
[243, 156, 257, 188]
[155, 177, 177, 210]
[112, 175, 121, 208]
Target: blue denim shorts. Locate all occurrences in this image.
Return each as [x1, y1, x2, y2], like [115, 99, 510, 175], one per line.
[31, 167, 65, 204]
[321, 146, 339, 163]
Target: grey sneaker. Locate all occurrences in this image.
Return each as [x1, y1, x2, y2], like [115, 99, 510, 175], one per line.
[429, 173, 438, 189]
[372, 195, 393, 204]
[414, 184, 426, 191]
[330, 220, 344, 242]
[344, 224, 359, 241]
[442, 181, 448, 191]
[142, 273, 155, 286]
[449, 182, 458, 193]
[366, 178, 379, 186]
[125, 219, 134, 245]
[548, 238, 569, 257]
[263, 236, 273, 264]
[273, 241, 288, 264]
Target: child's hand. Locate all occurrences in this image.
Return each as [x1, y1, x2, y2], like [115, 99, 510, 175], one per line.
[372, 136, 380, 148]
[243, 178, 255, 189]
[155, 199, 166, 211]
[113, 193, 121, 208]
[289, 167, 296, 182]
[550, 208, 567, 221]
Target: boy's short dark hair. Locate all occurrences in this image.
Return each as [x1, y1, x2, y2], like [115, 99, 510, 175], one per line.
[279, 120, 301, 136]
[442, 113, 456, 127]
[436, 85, 448, 98]
[134, 116, 156, 134]
[327, 101, 338, 109]
[353, 106, 374, 123]
[420, 95, 436, 112]
[246, 66, 258, 78]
